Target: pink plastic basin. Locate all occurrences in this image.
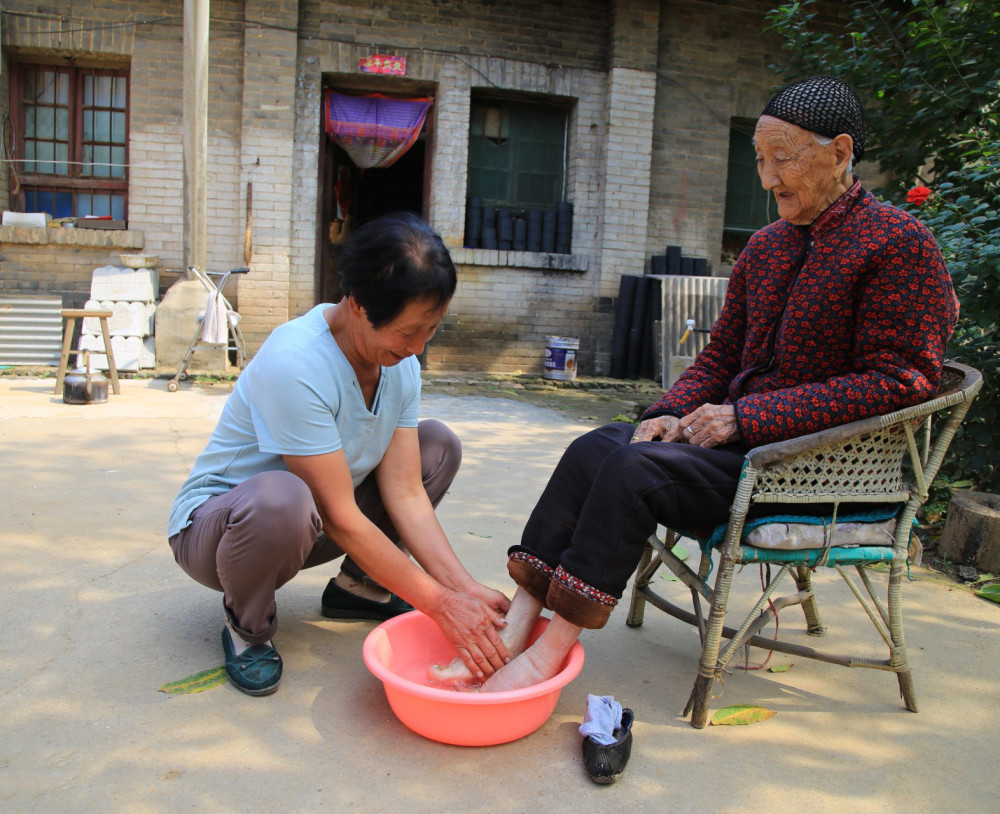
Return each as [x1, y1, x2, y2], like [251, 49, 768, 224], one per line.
[363, 611, 584, 746]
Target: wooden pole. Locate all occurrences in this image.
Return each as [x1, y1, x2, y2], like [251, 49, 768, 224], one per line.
[183, 0, 209, 275]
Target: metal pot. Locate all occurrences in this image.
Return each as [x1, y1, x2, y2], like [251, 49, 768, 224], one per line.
[63, 350, 109, 405]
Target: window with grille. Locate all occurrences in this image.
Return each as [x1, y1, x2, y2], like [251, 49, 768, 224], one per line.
[722, 119, 774, 259]
[12, 62, 129, 221]
[467, 94, 568, 210]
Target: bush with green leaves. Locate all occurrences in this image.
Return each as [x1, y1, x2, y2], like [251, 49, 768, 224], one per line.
[766, 0, 1000, 493]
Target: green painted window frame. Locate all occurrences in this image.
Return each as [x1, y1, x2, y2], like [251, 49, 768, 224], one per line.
[723, 119, 774, 237]
[467, 94, 569, 211]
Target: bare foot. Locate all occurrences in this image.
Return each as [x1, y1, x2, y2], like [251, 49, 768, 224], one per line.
[480, 615, 582, 693]
[427, 587, 542, 689]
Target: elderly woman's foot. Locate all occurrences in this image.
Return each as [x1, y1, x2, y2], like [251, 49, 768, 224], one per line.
[480, 615, 582, 693]
[427, 587, 541, 689]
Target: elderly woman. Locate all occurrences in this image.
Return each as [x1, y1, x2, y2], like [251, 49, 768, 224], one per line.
[436, 76, 959, 692]
[168, 212, 510, 696]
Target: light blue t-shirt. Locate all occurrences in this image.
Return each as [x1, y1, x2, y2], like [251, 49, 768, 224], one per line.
[167, 304, 421, 537]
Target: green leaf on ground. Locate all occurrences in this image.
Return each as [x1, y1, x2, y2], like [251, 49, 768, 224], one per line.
[466, 531, 492, 539]
[159, 666, 228, 695]
[769, 663, 793, 673]
[710, 704, 776, 726]
[975, 584, 1000, 604]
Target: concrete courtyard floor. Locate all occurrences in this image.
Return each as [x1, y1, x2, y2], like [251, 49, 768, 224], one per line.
[1, 375, 998, 813]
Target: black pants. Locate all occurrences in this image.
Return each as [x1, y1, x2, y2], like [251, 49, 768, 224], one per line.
[513, 422, 747, 600]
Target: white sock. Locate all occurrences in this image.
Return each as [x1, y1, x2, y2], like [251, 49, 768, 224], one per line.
[226, 618, 270, 656]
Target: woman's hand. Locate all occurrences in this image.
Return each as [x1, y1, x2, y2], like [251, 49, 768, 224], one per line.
[428, 589, 511, 681]
[678, 403, 741, 448]
[460, 581, 511, 617]
[631, 415, 684, 443]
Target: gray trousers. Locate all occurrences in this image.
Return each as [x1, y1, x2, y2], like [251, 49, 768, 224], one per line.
[168, 419, 461, 643]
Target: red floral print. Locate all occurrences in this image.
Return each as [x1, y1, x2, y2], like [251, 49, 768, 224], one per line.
[642, 182, 958, 447]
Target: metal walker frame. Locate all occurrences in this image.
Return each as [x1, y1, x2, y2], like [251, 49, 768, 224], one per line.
[167, 266, 249, 391]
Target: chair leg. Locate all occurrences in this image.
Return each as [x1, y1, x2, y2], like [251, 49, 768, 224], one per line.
[685, 552, 738, 728]
[887, 558, 919, 712]
[792, 566, 826, 635]
[626, 538, 656, 628]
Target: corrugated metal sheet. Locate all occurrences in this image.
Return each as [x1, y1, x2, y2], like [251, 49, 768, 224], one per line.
[0, 295, 64, 366]
[660, 276, 728, 388]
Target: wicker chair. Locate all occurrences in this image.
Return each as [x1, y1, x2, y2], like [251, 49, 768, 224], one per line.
[626, 361, 982, 729]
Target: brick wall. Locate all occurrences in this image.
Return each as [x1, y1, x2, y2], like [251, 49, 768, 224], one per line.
[1, 0, 851, 377]
[0, 226, 145, 309]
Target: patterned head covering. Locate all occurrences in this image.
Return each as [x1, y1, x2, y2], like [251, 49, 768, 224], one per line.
[761, 76, 867, 162]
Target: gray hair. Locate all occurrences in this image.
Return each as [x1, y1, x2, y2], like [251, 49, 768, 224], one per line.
[812, 132, 854, 179]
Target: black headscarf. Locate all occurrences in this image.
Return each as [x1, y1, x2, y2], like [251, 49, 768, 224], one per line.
[761, 76, 867, 162]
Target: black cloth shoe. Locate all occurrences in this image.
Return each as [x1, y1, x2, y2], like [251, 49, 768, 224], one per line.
[221, 628, 282, 696]
[320, 579, 414, 621]
[582, 707, 634, 785]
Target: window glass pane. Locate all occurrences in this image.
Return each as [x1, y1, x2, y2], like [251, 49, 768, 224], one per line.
[25, 141, 36, 173]
[111, 194, 124, 221]
[57, 72, 69, 105]
[83, 109, 93, 140]
[55, 143, 69, 175]
[95, 111, 111, 142]
[55, 192, 74, 219]
[112, 112, 126, 143]
[83, 74, 93, 107]
[36, 141, 55, 174]
[24, 107, 35, 139]
[91, 193, 112, 217]
[56, 109, 70, 141]
[36, 107, 55, 138]
[77, 193, 92, 218]
[96, 75, 112, 107]
[111, 146, 126, 178]
[92, 145, 111, 176]
[37, 70, 55, 104]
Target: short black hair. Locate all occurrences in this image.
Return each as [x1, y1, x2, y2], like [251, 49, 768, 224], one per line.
[336, 212, 457, 329]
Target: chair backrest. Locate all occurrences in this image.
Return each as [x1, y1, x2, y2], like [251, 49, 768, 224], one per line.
[744, 362, 983, 512]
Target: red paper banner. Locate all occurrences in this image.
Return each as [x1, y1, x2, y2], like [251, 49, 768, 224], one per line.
[359, 55, 407, 76]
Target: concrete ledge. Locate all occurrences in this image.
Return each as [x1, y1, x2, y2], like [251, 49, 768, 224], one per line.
[0, 225, 145, 250]
[451, 247, 589, 272]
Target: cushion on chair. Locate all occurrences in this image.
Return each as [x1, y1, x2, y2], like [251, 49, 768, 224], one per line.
[745, 516, 896, 549]
[699, 506, 901, 552]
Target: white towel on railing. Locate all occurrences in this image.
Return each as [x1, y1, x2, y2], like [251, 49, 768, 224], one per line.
[201, 291, 228, 344]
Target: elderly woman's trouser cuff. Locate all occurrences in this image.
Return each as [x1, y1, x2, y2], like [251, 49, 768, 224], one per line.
[507, 550, 554, 606]
[546, 566, 616, 629]
[507, 550, 616, 630]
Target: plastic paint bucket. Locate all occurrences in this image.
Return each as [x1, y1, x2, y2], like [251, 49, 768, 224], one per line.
[543, 336, 579, 381]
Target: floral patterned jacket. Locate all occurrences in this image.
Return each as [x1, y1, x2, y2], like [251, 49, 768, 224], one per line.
[642, 181, 959, 448]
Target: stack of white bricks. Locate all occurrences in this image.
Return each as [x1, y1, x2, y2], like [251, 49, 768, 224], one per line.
[78, 265, 159, 371]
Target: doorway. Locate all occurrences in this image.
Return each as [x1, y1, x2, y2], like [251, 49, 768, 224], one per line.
[317, 88, 433, 305]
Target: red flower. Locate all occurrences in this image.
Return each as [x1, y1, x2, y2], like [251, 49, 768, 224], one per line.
[906, 185, 932, 206]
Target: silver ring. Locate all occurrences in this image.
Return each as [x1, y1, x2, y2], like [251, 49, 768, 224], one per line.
[685, 426, 694, 435]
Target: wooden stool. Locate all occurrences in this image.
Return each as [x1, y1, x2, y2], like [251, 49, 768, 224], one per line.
[54, 309, 121, 396]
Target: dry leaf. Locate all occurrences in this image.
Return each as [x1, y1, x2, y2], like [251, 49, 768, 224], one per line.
[710, 704, 776, 726]
[159, 666, 228, 695]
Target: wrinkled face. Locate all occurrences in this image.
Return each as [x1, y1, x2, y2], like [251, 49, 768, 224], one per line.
[360, 295, 448, 368]
[753, 115, 847, 225]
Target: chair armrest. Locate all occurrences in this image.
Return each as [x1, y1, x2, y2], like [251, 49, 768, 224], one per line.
[744, 361, 982, 470]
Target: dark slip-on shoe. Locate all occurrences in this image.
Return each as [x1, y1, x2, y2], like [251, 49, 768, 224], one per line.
[221, 628, 282, 696]
[320, 579, 414, 621]
[582, 707, 634, 785]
